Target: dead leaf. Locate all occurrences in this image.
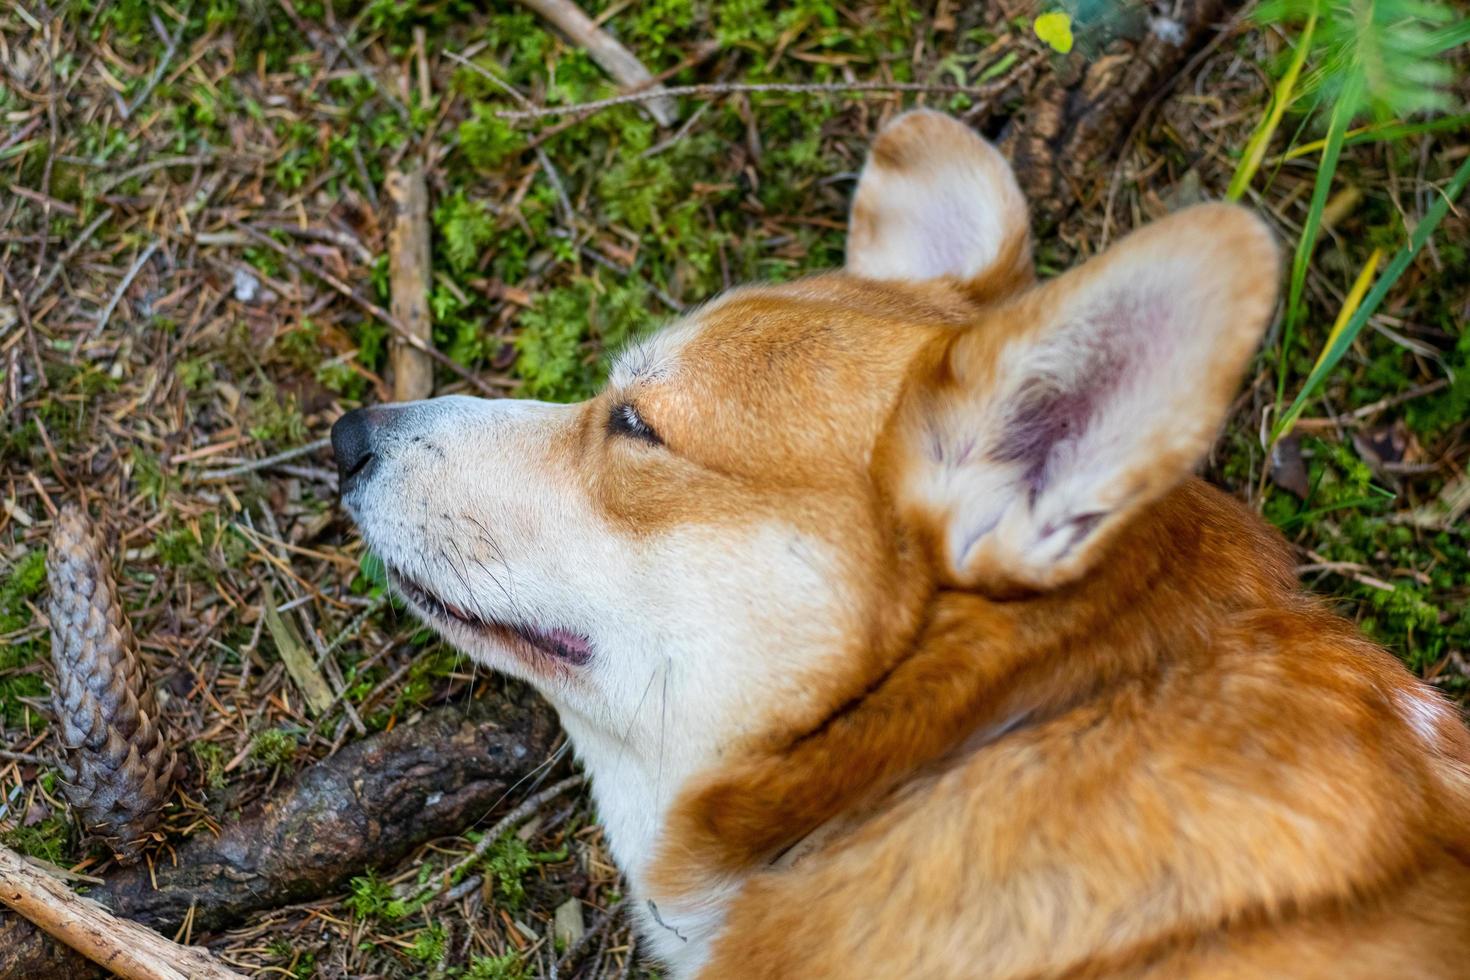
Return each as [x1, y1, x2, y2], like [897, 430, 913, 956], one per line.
[1270, 436, 1310, 499]
[263, 586, 334, 716]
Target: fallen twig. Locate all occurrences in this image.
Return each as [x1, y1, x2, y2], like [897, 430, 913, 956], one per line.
[193, 436, 333, 483]
[0, 844, 244, 980]
[495, 78, 1018, 122]
[514, 0, 677, 126]
[553, 897, 626, 978]
[386, 165, 434, 402]
[121, 12, 182, 120]
[93, 241, 159, 335]
[436, 774, 586, 893]
[25, 207, 113, 305]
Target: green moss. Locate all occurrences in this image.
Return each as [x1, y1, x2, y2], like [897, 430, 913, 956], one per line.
[192, 740, 230, 791]
[435, 192, 498, 275]
[472, 834, 568, 912]
[407, 922, 448, 965]
[0, 550, 46, 634]
[399, 647, 460, 706]
[153, 514, 250, 581]
[513, 277, 659, 402]
[1256, 437, 1470, 681]
[246, 385, 307, 446]
[458, 105, 524, 170]
[1, 809, 74, 865]
[266, 939, 317, 979]
[345, 868, 430, 921]
[463, 952, 527, 980]
[249, 726, 300, 767]
[345, 870, 398, 919]
[0, 550, 49, 728]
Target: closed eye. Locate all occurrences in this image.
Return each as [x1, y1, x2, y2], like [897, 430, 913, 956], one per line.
[607, 402, 662, 446]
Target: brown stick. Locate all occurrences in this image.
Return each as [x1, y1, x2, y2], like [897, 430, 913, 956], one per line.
[514, 0, 678, 126]
[386, 166, 434, 402]
[0, 845, 244, 980]
[0, 689, 563, 978]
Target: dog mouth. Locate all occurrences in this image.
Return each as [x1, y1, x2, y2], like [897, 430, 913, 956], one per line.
[387, 567, 592, 667]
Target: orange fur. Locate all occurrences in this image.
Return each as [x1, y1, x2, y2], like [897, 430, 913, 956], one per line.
[629, 115, 1470, 978]
[345, 109, 1470, 978]
[667, 482, 1470, 977]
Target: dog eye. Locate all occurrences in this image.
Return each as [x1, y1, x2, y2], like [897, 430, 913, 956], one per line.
[607, 402, 662, 446]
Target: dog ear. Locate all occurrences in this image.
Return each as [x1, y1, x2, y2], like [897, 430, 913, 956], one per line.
[888, 203, 1280, 593]
[846, 110, 1032, 300]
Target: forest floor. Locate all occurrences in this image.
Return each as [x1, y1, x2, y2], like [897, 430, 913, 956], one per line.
[1, 1, 1467, 977]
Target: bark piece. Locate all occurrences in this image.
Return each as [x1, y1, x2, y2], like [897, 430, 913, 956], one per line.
[515, 0, 678, 126]
[0, 690, 560, 979]
[47, 504, 175, 861]
[386, 165, 434, 403]
[0, 844, 244, 980]
[1000, 0, 1228, 226]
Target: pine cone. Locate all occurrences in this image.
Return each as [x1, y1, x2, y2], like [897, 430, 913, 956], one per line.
[47, 503, 175, 861]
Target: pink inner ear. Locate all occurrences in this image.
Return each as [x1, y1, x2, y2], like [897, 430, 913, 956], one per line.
[988, 294, 1163, 501]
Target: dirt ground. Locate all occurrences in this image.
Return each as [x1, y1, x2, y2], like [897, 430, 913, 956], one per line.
[1, 1, 1467, 977]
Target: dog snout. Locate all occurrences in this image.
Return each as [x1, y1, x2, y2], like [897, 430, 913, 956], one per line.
[331, 407, 389, 492]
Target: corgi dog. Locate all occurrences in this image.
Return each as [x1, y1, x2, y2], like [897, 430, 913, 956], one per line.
[333, 110, 1470, 978]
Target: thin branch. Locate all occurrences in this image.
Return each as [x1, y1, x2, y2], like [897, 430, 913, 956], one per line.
[93, 241, 160, 335]
[496, 79, 1017, 122]
[435, 775, 586, 892]
[122, 12, 183, 119]
[26, 207, 113, 305]
[193, 437, 332, 483]
[554, 898, 626, 977]
[513, 0, 677, 126]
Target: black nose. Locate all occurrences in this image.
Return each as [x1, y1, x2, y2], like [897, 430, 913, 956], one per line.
[331, 408, 380, 492]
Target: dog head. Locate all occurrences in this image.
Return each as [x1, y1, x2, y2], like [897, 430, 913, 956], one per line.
[333, 110, 1277, 863]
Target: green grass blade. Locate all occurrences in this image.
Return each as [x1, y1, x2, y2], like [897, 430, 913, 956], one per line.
[1276, 72, 1360, 406]
[1273, 151, 1470, 440]
[1275, 113, 1470, 162]
[1227, 9, 1319, 202]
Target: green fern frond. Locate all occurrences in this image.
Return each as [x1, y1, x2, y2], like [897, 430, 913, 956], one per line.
[1256, 0, 1468, 122]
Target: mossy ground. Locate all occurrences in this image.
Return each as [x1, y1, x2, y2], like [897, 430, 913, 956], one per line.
[0, 1, 1466, 976]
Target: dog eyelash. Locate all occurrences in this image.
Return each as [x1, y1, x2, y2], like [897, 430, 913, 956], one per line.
[607, 402, 662, 446]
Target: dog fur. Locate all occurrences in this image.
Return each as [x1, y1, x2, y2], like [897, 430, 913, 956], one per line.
[336, 109, 1470, 978]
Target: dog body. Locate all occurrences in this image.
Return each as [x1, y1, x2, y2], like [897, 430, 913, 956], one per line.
[335, 111, 1470, 977]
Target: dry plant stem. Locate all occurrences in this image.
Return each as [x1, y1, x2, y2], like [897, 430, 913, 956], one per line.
[48, 504, 176, 861]
[436, 774, 585, 892]
[0, 844, 244, 980]
[386, 165, 435, 402]
[554, 898, 626, 977]
[93, 241, 159, 335]
[514, 0, 678, 126]
[0, 692, 561, 979]
[193, 436, 333, 482]
[497, 78, 1019, 121]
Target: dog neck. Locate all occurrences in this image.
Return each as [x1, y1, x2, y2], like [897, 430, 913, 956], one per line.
[559, 480, 1298, 974]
